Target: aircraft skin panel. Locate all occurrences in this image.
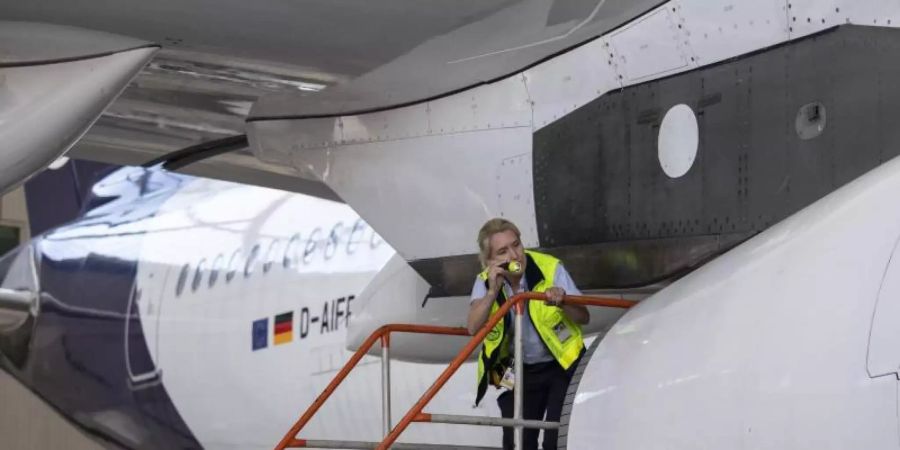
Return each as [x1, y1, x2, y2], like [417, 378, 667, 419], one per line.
[608, 7, 690, 82]
[789, 0, 900, 38]
[522, 34, 621, 131]
[674, 0, 788, 68]
[566, 153, 900, 449]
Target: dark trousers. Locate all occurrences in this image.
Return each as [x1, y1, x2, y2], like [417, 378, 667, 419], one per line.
[496, 360, 574, 450]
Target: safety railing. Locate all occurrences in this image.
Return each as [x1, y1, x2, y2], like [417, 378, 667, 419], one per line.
[274, 324, 471, 449]
[275, 293, 637, 450]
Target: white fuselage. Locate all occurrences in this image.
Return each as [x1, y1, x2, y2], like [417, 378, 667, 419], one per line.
[126, 177, 501, 449]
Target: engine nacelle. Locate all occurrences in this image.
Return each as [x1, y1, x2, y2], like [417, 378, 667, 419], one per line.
[567, 154, 900, 449]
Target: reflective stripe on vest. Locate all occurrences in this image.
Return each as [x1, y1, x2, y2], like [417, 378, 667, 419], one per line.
[473, 250, 584, 406]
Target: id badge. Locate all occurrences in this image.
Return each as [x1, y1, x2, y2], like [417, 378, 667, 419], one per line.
[499, 367, 515, 390]
[555, 323, 572, 343]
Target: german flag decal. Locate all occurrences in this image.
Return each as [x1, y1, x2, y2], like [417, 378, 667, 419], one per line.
[274, 311, 293, 345]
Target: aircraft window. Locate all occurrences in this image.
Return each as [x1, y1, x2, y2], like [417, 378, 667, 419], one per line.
[245, 244, 260, 277]
[192, 259, 206, 292]
[209, 254, 224, 288]
[226, 250, 242, 283]
[347, 220, 366, 255]
[264, 240, 281, 274]
[284, 233, 301, 269]
[324, 222, 343, 260]
[304, 227, 322, 264]
[176, 263, 190, 297]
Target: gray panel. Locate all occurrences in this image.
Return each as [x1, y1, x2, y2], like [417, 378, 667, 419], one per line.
[535, 25, 900, 247]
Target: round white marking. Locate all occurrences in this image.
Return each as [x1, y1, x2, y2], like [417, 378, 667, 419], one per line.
[658, 104, 699, 178]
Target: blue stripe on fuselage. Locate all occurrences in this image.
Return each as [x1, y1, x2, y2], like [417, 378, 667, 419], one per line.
[12, 166, 202, 449]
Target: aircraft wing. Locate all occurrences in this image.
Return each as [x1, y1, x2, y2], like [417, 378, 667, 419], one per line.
[1, 0, 660, 199]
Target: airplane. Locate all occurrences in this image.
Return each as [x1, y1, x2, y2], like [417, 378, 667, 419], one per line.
[3, 0, 900, 447]
[3, 1, 899, 299]
[5, 148, 900, 449]
[0, 163, 506, 449]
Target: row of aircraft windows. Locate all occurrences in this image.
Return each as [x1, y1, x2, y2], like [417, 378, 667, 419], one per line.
[173, 220, 383, 297]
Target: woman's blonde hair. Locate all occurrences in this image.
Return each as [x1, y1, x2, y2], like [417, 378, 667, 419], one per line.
[476, 218, 521, 268]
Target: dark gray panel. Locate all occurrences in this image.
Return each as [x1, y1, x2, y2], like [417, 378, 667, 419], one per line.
[535, 25, 900, 247]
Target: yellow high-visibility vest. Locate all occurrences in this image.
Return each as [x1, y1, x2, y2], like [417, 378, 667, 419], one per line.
[474, 250, 584, 405]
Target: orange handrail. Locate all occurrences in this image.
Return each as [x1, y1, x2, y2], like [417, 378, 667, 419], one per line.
[275, 293, 637, 449]
[274, 323, 470, 450]
[376, 293, 636, 450]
